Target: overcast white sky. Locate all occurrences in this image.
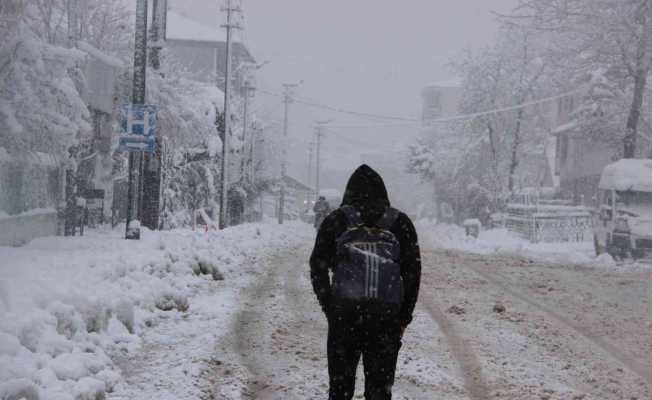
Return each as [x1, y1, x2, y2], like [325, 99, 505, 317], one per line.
[167, 0, 518, 191]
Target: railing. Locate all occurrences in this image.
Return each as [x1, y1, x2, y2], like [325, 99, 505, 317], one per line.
[506, 201, 593, 243]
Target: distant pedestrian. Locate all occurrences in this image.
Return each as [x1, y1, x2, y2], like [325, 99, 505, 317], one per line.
[310, 164, 422, 400]
[313, 195, 331, 229]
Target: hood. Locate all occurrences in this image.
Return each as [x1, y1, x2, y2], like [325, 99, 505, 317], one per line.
[341, 164, 390, 223]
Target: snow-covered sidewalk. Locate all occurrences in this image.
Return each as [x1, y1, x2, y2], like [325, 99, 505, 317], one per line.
[415, 220, 619, 268]
[0, 222, 312, 400]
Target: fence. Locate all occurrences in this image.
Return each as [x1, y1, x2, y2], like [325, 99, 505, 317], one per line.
[506, 198, 593, 243]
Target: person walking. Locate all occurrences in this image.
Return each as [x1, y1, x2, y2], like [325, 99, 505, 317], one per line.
[313, 195, 332, 229]
[310, 164, 422, 400]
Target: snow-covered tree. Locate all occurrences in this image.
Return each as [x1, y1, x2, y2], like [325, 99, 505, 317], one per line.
[409, 24, 551, 221]
[511, 0, 652, 158]
[0, 23, 90, 159]
[20, 0, 132, 58]
[0, 0, 133, 160]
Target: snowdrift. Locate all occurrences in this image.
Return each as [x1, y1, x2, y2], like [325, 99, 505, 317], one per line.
[415, 220, 617, 267]
[0, 222, 310, 400]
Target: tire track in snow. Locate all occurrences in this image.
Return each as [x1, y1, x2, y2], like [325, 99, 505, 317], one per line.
[230, 247, 329, 399]
[463, 258, 652, 389]
[228, 245, 432, 399]
[233, 255, 297, 400]
[419, 285, 491, 400]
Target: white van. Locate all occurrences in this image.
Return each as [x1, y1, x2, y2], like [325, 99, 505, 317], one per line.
[594, 159, 652, 260]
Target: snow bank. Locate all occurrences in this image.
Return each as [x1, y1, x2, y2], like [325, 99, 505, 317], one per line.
[416, 220, 604, 267]
[0, 222, 310, 400]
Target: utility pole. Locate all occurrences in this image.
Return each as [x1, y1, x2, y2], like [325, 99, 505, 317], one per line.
[314, 120, 331, 201]
[126, 0, 148, 240]
[315, 124, 323, 201]
[252, 124, 262, 220]
[141, 0, 166, 231]
[248, 123, 258, 186]
[278, 82, 300, 224]
[307, 141, 314, 191]
[149, 0, 166, 70]
[218, 0, 241, 229]
[241, 81, 255, 181]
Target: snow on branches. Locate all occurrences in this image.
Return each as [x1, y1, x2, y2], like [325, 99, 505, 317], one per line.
[0, 24, 90, 159]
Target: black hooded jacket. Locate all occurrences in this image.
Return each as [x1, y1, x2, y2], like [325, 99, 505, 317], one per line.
[309, 164, 421, 327]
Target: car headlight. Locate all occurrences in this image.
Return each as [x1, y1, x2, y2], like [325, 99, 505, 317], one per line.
[615, 217, 630, 233]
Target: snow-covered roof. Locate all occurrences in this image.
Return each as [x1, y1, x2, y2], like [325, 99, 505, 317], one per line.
[426, 78, 462, 89]
[78, 41, 123, 68]
[283, 176, 312, 192]
[166, 9, 231, 44]
[599, 159, 652, 192]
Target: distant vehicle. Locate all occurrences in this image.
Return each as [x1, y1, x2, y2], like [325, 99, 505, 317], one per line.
[319, 188, 342, 207]
[300, 189, 341, 227]
[301, 199, 316, 224]
[594, 159, 652, 260]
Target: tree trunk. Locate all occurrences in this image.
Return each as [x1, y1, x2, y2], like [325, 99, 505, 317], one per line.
[624, 67, 649, 158]
[624, 4, 652, 158]
[487, 121, 500, 177]
[508, 108, 524, 193]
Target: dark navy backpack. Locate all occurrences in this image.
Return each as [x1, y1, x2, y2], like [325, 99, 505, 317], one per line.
[332, 205, 403, 304]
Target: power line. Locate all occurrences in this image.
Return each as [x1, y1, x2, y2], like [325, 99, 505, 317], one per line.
[328, 90, 581, 129]
[294, 97, 418, 122]
[257, 89, 419, 122]
[258, 88, 580, 129]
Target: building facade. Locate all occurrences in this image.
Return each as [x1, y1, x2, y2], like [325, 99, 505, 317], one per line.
[165, 9, 255, 90]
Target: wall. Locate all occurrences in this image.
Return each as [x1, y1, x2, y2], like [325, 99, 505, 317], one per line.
[167, 39, 254, 88]
[0, 148, 63, 246]
[0, 148, 63, 215]
[558, 136, 615, 206]
[0, 210, 58, 247]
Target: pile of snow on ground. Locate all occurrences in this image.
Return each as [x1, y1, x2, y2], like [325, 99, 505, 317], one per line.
[0, 222, 309, 400]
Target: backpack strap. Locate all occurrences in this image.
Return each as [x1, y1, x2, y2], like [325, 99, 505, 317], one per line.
[340, 205, 363, 227]
[376, 207, 399, 230]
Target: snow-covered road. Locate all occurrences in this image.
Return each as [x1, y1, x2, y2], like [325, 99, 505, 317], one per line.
[206, 246, 652, 399]
[419, 250, 652, 400]
[3, 222, 652, 400]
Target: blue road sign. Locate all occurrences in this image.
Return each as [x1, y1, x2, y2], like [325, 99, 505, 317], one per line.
[120, 104, 158, 136]
[119, 135, 156, 153]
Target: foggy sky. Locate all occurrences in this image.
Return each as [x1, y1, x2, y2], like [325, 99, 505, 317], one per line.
[168, 0, 518, 192]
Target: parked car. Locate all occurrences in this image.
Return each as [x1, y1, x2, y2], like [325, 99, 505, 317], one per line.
[594, 159, 652, 260]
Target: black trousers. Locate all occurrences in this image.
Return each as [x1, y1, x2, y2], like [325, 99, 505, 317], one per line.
[327, 303, 402, 400]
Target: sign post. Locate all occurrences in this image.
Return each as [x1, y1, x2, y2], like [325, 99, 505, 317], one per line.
[120, 104, 158, 239]
[121, 102, 159, 240]
[125, 0, 149, 240]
